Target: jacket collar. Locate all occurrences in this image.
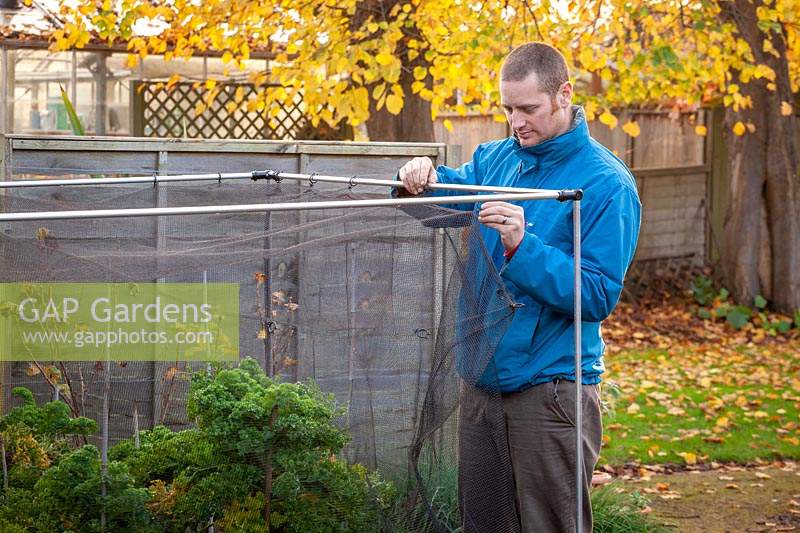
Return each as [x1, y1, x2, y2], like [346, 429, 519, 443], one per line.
[513, 106, 589, 170]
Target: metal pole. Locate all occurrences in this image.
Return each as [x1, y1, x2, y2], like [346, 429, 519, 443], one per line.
[3, 48, 14, 134]
[573, 198, 583, 533]
[1, 45, 7, 135]
[263, 212, 273, 377]
[0, 191, 570, 222]
[94, 51, 108, 136]
[0, 170, 551, 195]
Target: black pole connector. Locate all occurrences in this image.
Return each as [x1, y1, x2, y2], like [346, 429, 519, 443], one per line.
[251, 169, 281, 182]
[557, 189, 584, 202]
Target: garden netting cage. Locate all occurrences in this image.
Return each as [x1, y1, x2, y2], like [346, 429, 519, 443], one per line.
[0, 172, 583, 533]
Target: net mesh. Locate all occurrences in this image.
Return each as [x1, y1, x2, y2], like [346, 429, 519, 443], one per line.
[0, 179, 525, 532]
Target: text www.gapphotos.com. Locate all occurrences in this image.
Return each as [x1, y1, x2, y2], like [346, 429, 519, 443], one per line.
[21, 328, 214, 348]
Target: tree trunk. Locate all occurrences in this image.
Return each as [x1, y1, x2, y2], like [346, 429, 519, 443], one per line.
[365, 68, 435, 142]
[355, 0, 435, 142]
[719, 0, 800, 313]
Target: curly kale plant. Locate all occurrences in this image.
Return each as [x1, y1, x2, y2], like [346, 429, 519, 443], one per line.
[2, 361, 394, 532]
[27, 445, 160, 533]
[0, 387, 96, 491]
[165, 358, 394, 531]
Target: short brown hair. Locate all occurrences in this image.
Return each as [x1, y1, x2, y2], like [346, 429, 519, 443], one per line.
[500, 42, 569, 96]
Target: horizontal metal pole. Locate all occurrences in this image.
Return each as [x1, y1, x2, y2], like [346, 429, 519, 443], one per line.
[0, 173, 254, 188]
[0, 191, 568, 222]
[0, 170, 550, 195]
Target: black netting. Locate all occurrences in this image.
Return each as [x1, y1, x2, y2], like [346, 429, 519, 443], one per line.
[0, 179, 524, 532]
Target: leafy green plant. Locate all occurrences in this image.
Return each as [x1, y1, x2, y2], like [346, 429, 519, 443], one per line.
[0, 389, 154, 532]
[185, 358, 394, 532]
[690, 275, 716, 307]
[27, 445, 160, 533]
[2, 362, 397, 532]
[0, 387, 96, 490]
[692, 276, 798, 333]
[59, 84, 85, 136]
[110, 358, 394, 532]
[600, 381, 623, 418]
[592, 484, 669, 533]
[391, 460, 668, 533]
[1, 387, 96, 439]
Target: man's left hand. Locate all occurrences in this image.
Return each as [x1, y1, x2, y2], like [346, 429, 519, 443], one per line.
[478, 201, 525, 251]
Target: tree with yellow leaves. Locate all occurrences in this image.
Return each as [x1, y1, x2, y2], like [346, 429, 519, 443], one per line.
[54, 0, 799, 311]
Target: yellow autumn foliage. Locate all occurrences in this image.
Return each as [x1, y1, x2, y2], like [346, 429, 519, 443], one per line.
[52, 0, 798, 137]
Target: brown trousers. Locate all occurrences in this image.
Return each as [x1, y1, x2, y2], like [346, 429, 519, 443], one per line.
[458, 380, 603, 533]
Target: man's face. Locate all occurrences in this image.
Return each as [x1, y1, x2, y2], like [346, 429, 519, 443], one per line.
[500, 72, 572, 148]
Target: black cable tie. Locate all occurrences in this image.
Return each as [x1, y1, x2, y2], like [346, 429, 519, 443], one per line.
[348, 175, 358, 189]
[308, 172, 318, 187]
[414, 328, 431, 339]
[266, 321, 277, 333]
[152, 173, 158, 188]
[217, 172, 223, 185]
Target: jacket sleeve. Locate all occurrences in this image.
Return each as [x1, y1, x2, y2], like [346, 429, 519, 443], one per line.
[428, 144, 485, 212]
[500, 185, 641, 322]
[389, 145, 484, 215]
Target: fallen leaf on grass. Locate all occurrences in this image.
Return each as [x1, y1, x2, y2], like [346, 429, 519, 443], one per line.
[678, 451, 698, 464]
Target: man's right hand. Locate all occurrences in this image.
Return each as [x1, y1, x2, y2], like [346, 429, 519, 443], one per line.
[398, 156, 437, 195]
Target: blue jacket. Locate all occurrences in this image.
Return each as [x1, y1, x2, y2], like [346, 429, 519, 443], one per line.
[434, 107, 641, 392]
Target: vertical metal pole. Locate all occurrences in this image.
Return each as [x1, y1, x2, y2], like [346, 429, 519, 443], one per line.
[203, 270, 212, 369]
[1, 45, 7, 135]
[100, 284, 112, 532]
[263, 212, 273, 376]
[95, 51, 108, 135]
[4, 48, 14, 134]
[1, 46, 15, 134]
[573, 199, 583, 533]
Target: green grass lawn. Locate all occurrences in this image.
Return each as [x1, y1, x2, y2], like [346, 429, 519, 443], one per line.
[599, 344, 800, 466]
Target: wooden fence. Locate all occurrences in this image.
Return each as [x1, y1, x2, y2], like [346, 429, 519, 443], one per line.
[0, 130, 726, 463]
[0, 137, 459, 470]
[435, 108, 727, 264]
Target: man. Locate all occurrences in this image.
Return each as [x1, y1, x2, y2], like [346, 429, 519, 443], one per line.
[398, 42, 641, 532]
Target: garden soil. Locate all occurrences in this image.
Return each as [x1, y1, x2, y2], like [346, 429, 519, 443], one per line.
[624, 463, 800, 532]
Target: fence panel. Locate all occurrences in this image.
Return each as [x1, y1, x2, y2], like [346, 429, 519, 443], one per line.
[0, 135, 450, 470]
[435, 109, 714, 263]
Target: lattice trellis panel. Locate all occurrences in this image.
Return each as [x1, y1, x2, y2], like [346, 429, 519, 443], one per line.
[132, 81, 308, 140]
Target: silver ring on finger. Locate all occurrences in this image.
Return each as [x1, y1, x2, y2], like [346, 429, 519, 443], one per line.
[502, 216, 509, 225]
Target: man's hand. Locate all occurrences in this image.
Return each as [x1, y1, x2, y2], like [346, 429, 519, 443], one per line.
[398, 156, 437, 195]
[478, 201, 525, 251]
